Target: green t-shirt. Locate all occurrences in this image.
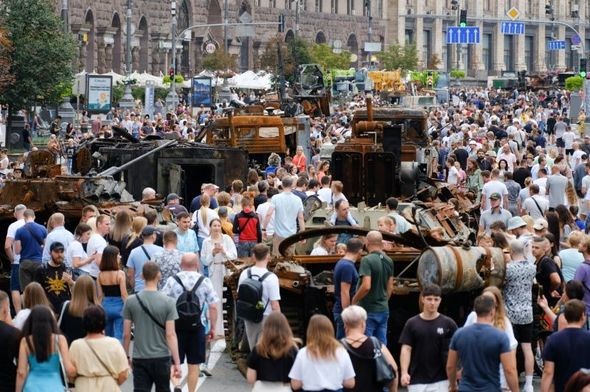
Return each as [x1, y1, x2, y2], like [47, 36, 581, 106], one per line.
[123, 290, 178, 359]
[357, 251, 394, 313]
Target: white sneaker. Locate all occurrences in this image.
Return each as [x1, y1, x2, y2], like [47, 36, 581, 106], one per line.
[523, 384, 534, 392]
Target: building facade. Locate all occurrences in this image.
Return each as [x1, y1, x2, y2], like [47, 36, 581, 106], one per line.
[57, 0, 387, 76]
[393, 0, 590, 76]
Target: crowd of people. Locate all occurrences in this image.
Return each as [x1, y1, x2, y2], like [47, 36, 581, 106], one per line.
[5, 85, 590, 392]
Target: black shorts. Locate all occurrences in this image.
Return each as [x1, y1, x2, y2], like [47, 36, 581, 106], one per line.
[513, 322, 533, 344]
[556, 137, 565, 148]
[177, 328, 206, 365]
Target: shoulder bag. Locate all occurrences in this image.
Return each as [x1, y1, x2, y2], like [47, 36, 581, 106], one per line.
[84, 339, 118, 380]
[341, 336, 396, 387]
[135, 294, 165, 330]
[55, 334, 72, 392]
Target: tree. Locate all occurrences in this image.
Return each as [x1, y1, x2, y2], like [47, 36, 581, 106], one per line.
[201, 49, 237, 72]
[0, 28, 15, 94]
[309, 43, 351, 71]
[0, 0, 76, 110]
[259, 36, 312, 83]
[376, 44, 419, 74]
[565, 75, 584, 92]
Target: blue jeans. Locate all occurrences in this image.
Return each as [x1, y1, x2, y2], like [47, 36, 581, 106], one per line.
[333, 312, 345, 339]
[103, 296, 124, 342]
[365, 311, 389, 345]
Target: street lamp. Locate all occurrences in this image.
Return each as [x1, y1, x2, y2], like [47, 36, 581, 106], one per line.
[165, 1, 179, 112]
[58, 0, 76, 128]
[119, 0, 135, 110]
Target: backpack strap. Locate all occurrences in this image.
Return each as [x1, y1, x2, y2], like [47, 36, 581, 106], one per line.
[140, 246, 151, 260]
[173, 275, 188, 291]
[259, 272, 272, 282]
[191, 276, 206, 295]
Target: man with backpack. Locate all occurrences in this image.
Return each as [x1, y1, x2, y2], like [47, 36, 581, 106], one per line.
[237, 243, 280, 349]
[162, 252, 219, 392]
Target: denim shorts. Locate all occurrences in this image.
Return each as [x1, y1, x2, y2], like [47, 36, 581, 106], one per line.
[10, 264, 20, 291]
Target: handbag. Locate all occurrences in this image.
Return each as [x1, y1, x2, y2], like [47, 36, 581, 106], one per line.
[370, 337, 396, 387]
[54, 334, 72, 392]
[341, 336, 396, 387]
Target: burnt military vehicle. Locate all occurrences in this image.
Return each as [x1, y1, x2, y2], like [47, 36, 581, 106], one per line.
[331, 96, 432, 206]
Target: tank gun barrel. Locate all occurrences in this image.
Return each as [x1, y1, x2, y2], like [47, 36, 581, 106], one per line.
[98, 140, 177, 177]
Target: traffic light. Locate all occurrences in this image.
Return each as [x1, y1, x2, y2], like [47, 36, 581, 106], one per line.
[459, 9, 467, 27]
[278, 14, 285, 33]
[545, 2, 553, 16]
[581, 58, 588, 78]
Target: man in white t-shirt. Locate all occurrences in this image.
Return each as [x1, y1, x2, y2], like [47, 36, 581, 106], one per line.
[496, 143, 518, 172]
[84, 214, 111, 278]
[256, 188, 277, 240]
[4, 204, 26, 312]
[481, 169, 509, 210]
[237, 244, 280, 349]
[522, 184, 549, 220]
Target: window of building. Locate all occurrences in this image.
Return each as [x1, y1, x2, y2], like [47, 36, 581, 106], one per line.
[331, 0, 337, 13]
[423, 30, 431, 66]
[347, 0, 353, 15]
[316, 0, 322, 12]
[525, 35, 533, 72]
[504, 35, 514, 71]
[482, 33, 492, 71]
[405, 29, 414, 44]
[377, 0, 382, 18]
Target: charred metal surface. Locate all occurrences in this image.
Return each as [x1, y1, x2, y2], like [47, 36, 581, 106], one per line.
[277, 226, 448, 256]
[95, 140, 248, 201]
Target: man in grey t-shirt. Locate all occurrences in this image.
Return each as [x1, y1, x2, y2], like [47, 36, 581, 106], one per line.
[546, 165, 568, 209]
[123, 262, 181, 391]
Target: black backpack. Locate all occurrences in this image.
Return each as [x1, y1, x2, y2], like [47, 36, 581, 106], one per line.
[173, 275, 205, 331]
[236, 268, 271, 323]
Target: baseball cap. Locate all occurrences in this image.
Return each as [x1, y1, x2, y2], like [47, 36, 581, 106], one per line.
[50, 242, 65, 252]
[507, 216, 527, 231]
[533, 218, 548, 231]
[166, 193, 181, 203]
[141, 226, 158, 237]
[489, 192, 502, 200]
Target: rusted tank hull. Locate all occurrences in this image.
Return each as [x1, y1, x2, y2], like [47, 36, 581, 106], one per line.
[417, 246, 505, 293]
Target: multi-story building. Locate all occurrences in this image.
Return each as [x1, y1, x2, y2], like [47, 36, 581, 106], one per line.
[394, 0, 589, 76]
[55, 0, 387, 76]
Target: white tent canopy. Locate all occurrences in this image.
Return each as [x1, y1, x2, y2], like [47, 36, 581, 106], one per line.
[229, 70, 273, 90]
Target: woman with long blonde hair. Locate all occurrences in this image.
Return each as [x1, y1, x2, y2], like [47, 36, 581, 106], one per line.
[13, 282, 51, 330]
[464, 286, 517, 390]
[246, 312, 299, 391]
[58, 275, 100, 345]
[121, 216, 147, 264]
[289, 314, 355, 391]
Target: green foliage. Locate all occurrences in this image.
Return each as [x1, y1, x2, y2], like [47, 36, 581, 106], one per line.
[410, 71, 439, 86]
[309, 44, 351, 71]
[260, 36, 312, 83]
[450, 69, 466, 79]
[112, 85, 125, 105]
[0, 0, 76, 109]
[202, 49, 237, 71]
[162, 75, 185, 85]
[376, 44, 418, 75]
[565, 75, 584, 92]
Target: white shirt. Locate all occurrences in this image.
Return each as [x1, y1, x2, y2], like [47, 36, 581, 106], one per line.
[65, 240, 87, 271]
[238, 266, 280, 317]
[523, 196, 549, 220]
[317, 187, 332, 204]
[256, 201, 275, 236]
[6, 218, 25, 264]
[289, 347, 355, 391]
[200, 235, 237, 267]
[85, 233, 107, 277]
[310, 246, 329, 256]
[563, 131, 576, 150]
[447, 166, 459, 185]
[481, 180, 509, 210]
[43, 226, 74, 264]
[192, 208, 219, 239]
[270, 191, 303, 238]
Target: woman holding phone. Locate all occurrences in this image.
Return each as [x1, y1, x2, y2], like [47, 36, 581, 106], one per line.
[201, 218, 237, 338]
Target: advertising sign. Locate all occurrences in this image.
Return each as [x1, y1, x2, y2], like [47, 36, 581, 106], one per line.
[86, 75, 113, 113]
[192, 77, 213, 107]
